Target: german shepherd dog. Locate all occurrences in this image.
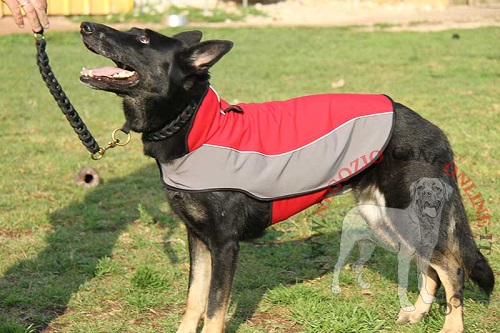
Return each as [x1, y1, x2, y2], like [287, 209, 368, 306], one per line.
[79, 22, 493, 333]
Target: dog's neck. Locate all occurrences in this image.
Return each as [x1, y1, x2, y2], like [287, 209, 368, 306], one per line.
[140, 83, 210, 162]
[143, 101, 198, 142]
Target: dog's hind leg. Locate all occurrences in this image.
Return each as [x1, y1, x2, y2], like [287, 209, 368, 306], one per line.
[177, 230, 212, 333]
[397, 266, 440, 324]
[431, 257, 465, 333]
[354, 240, 376, 290]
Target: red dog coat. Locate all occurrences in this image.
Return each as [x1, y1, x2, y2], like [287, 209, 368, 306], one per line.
[159, 86, 394, 224]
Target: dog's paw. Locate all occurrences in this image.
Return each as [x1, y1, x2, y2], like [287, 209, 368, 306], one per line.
[397, 293, 414, 311]
[358, 281, 371, 289]
[332, 285, 342, 294]
[396, 307, 425, 324]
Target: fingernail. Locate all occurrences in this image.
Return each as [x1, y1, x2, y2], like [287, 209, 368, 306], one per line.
[19, 24, 24, 28]
[44, 23, 50, 29]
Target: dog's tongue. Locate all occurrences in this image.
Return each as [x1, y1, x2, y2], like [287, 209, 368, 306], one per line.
[423, 206, 438, 218]
[81, 66, 135, 78]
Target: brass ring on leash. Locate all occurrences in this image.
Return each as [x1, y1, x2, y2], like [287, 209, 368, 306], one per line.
[91, 128, 132, 160]
[112, 128, 132, 146]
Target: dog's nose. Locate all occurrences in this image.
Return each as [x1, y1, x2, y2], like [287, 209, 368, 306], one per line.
[81, 22, 95, 35]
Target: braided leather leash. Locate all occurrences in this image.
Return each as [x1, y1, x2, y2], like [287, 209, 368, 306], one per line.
[34, 31, 130, 160]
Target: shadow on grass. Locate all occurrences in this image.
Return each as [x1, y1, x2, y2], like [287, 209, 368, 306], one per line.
[0, 163, 181, 332]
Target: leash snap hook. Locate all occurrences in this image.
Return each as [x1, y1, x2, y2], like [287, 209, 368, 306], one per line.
[90, 128, 131, 160]
[91, 149, 106, 160]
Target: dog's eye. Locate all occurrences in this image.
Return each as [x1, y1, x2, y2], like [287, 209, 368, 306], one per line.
[138, 35, 150, 44]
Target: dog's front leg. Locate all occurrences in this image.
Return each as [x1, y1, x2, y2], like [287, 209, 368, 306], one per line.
[397, 266, 439, 324]
[177, 230, 212, 333]
[201, 239, 240, 333]
[396, 250, 415, 312]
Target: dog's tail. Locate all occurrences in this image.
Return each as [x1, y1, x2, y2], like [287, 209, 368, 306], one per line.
[453, 194, 495, 296]
[466, 249, 494, 296]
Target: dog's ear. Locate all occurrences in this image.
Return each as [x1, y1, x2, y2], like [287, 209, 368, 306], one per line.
[183, 40, 234, 71]
[440, 179, 454, 200]
[172, 30, 203, 46]
[409, 179, 420, 198]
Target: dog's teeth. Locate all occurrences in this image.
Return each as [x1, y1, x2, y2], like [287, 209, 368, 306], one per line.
[111, 71, 135, 78]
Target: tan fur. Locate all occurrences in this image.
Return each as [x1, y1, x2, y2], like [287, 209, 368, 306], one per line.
[177, 237, 212, 333]
[397, 269, 439, 324]
[201, 308, 227, 333]
[432, 260, 465, 333]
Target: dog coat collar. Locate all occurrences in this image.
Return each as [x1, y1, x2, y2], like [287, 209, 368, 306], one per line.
[158, 86, 395, 223]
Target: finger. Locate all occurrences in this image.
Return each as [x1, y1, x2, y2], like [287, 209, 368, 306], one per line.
[19, 2, 43, 32]
[3, 0, 25, 28]
[31, 0, 49, 29]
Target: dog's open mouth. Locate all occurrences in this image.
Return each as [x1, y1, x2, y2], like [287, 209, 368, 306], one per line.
[80, 64, 139, 88]
[422, 201, 440, 218]
[80, 37, 140, 90]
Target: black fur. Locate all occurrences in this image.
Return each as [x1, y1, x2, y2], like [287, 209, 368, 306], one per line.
[79, 22, 493, 332]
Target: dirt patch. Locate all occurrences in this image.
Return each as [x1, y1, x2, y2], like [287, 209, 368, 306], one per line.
[244, 0, 500, 30]
[248, 307, 303, 332]
[0, 1, 499, 35]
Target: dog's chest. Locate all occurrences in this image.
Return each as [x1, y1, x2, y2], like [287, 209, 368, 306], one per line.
[158, 87, 394, 224]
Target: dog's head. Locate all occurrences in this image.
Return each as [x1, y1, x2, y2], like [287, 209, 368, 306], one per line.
[79, 22, 233, 132]
[410, 177, 453, 219]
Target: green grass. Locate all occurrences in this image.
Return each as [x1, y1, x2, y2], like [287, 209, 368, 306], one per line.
[0, 26, 498, 332]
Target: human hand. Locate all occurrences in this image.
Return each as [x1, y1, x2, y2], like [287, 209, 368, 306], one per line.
[2, 0, 49, 32]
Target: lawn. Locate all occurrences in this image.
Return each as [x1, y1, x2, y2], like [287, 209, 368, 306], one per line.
[0, 26, 498, 332]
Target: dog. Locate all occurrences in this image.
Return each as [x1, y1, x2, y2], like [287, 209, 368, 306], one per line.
[79, 22, 494, 333]
[332, 177, 453, 315]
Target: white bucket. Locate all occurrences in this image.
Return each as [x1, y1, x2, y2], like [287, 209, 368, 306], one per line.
[167, 14, 188, 27]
